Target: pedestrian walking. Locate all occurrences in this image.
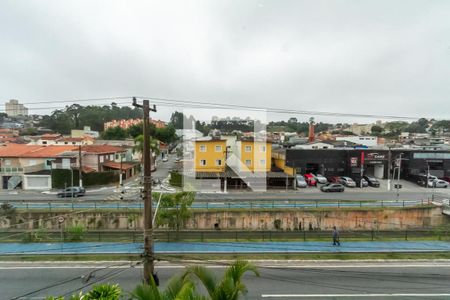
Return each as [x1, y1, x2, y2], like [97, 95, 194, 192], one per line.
[332, 226, 340, 246]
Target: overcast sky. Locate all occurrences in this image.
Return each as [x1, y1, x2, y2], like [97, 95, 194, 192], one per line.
[1, 0, 450, 123]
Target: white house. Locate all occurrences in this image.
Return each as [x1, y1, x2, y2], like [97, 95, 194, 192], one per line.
[336, 136, 378, 147]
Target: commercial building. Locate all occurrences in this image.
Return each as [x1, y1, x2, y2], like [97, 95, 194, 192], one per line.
[5, 99, 28, 117]
[273, 148, 450, 183]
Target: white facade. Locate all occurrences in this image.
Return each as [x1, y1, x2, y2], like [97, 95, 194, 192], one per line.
[336, 136, 378, 147]
[292, 142, 334, 149]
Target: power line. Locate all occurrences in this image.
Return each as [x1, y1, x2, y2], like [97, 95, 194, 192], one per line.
[10, 261, 138, 300]
[137, 95, 422, 120]
[0, 95, 429, 120]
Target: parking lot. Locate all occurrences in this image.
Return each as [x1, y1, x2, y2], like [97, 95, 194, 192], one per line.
[296, 179, 450, 195]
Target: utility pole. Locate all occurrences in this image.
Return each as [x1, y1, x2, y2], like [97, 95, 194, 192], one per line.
[78, 145, 83, 188]
[133, 97, 157, 285]
[119, 154, 123, 187]
[387, 147, 391, 191]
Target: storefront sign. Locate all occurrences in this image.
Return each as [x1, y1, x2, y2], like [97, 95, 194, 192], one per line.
[366, 153, 386, 160]
[350, 157, 358, 167]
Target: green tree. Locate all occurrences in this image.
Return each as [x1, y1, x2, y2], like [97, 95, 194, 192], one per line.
[371, 125, 384, 135]
[384, 121, 408, 135]
[170, 111, 185, 129]
[134, 134, 160, 156]
[432, 120, 450, 133]
[155, 124, 177, 144]
[184, 260, 260, 300]
[156, 192, 195, 231]
[102, 126, 128, 140]
[128, 122, 144, 138]
[132, 274, 206, 300]
[84, 283, 122, 300]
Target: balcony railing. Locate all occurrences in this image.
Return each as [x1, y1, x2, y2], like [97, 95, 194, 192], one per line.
[0, 163, 46, 175]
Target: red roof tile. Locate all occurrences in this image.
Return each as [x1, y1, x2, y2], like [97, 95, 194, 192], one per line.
[102, 161, 137, 170]
[80, 145, 125, 154]
[0, 144, 77, 158]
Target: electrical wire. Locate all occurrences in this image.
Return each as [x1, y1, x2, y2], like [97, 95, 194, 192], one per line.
[61, 261, 141, 298]
[10, 260, 139, 300]
[0, 95, 428, 120]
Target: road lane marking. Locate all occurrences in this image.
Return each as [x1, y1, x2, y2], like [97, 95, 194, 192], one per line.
[261, 294, 450, 298]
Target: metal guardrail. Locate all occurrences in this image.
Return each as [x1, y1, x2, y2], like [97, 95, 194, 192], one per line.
[0, 229, 446, 243]
[3, 199, 431, 211]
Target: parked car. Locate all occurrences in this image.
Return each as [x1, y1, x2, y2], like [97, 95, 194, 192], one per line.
[303, 173, 317, 186]
[440, 176, 450, 183]
[340, 176, 356, 187]
[320, 183, 345, 192]
[328, 176, 343, 184]
[355, 178, 369, 187]
[57, 186, 86, 198]
[296, 175, 307, 188]
[363, 176, 380, 187]
[428, 179, 449, 188]
[314, 174, 328, 184]
[417, 174, 439, 186]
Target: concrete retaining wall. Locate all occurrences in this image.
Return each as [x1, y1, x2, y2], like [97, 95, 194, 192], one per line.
[0, 207, 447, 231]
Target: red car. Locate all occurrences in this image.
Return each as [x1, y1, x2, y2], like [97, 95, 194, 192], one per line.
[328, 176, 343, 184]
[303, 173, 317, 186]
[440, 176, 450, 183]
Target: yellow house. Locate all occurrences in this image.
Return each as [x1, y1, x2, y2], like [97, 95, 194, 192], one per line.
[194, 138, 227, 172]
[272, 149, 294, 175]
[237, 138, 272, 172]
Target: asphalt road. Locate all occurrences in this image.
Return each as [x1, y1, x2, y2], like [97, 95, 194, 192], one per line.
[3, 261, 450, 299]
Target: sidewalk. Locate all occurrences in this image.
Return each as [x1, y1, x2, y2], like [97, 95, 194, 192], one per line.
[1, 241, 450, 255]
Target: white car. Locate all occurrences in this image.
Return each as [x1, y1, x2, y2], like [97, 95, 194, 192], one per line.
[314, 174, 328, 184]
[428, 179, 449, 188]
[162, 157, 169, 162]
[296, 175, 307, 188]
[340, 176, 357, 187]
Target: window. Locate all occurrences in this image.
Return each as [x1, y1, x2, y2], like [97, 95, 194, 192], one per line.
[200, 145, 207, 152]
[245, 145, 252, 152]
[200, 159, 207, 166]
[72, 142, 76, 145]
[260, 145, 266, 152]
[64, 142, 68, 145]
[4, 159, 11, 166]
[215, 159, 222, 166]
[100, 156, 104, 163]
[245, 159, 252, 166]
[110, 154, 114, 160]
[42, 141, 47, 145]
[215, 145, 222, 152]
[29, 160, 37, 166]
[260, 159, 266, 166]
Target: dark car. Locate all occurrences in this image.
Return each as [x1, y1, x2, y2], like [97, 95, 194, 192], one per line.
[57, 187, 86, 198]
[355, 178, 369, 187]
[363, 176, 380, 187]
[320, 183, 345, 192]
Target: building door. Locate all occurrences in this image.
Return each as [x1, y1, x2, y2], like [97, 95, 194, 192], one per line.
[2, 176, 9, 189]
[374, 165, 384, 179]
